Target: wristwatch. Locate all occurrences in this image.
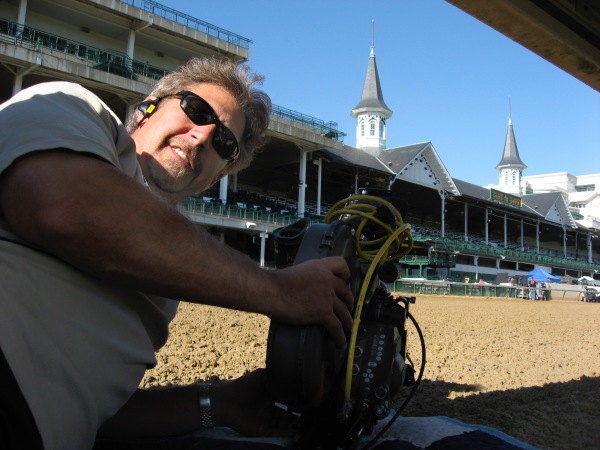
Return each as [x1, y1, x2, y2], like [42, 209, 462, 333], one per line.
[197, 383, 213, 428]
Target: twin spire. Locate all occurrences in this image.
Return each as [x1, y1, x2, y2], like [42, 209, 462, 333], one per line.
[351, 23, 526, 193]
[351, 20, 392, 119]
[352, 21, 392, 154]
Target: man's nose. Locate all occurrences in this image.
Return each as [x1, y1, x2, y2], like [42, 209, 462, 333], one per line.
[188, 122, 217, 150]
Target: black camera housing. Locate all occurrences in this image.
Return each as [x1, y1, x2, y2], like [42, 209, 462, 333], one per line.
[268, 197, 417, 449]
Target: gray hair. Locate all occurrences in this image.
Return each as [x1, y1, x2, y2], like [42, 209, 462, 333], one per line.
[127, 57, 271, 174]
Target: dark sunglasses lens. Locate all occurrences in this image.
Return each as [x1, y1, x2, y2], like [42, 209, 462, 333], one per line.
[182, 95, 239, 162]
[182, 97, 214, 125]
[213, 128, 238, 160]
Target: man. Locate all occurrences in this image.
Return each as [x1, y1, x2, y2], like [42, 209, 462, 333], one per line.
[528, 277, 537, 301]
[0, 57, 354, 449]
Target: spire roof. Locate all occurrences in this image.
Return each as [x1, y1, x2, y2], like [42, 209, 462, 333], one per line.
[496, 117, 526, 170]
[351, 31, 392, 118]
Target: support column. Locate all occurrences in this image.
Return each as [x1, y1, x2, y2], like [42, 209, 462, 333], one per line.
[297, 150, 307, 217]
[315, 157, 322, 215]
[259, 231, 268, 268]
[438, 190, 446, 238]
[129, 16, 153, 58]
[13, 61, 40, 95]
[464, 203, 469, 241]
[219, 175, 228, 204]
[17, 0, 27, 26]
[127, 29, 136, 61]
[503, 213, 508, 248]
[520, 218, 524, 251]
[485, 208, 490, 245]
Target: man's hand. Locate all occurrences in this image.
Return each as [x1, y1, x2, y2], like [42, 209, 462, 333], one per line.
[270, 256, 354, 348]
[211, 369, 298, 437]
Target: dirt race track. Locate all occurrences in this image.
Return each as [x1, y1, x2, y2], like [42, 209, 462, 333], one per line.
[141, 295, 600, 450]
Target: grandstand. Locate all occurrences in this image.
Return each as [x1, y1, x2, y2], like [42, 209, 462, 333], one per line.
[1, 0, 598, 284]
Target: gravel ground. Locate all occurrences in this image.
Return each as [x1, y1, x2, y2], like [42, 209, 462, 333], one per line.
[141, 295, 600, 450]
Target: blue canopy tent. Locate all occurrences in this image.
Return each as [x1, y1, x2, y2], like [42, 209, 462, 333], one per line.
[525, 267, 561, 283]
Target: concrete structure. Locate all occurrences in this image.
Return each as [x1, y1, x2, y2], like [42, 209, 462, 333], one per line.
[524, 172, 600, 231]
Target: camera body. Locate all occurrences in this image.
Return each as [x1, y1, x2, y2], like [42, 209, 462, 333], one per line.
[267, 192, 417, 449]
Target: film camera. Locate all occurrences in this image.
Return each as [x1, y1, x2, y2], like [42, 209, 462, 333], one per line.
[266, 189, 425, 449]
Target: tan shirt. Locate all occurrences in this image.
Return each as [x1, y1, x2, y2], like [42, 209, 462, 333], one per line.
[0, 82, 178, 450]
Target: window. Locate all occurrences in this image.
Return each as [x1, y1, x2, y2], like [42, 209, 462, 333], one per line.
[360, 120, 365, 137]
[512, 171, 516, 185]
[370, 120, 375, 136]
[576, 184, 595, 192]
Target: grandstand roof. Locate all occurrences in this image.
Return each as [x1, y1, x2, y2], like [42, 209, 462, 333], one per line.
[522, 191, 577, 228]
[386, 142, 460, 196]
[317, 145, 394, 174]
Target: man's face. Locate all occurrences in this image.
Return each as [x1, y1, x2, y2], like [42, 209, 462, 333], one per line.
[132, 83, 245, 202]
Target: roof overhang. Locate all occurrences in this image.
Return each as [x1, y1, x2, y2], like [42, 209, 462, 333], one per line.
[446, 0, 600, 92]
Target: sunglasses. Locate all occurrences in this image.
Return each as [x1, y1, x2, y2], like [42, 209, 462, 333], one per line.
[172, 90, 240, 163]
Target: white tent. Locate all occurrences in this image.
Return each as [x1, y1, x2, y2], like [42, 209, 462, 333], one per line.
[578, 276, 600, 286]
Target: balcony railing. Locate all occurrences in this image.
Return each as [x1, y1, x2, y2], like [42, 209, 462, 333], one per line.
[410, 231, 599, 272]
[0, 18, 170, 81]
[122, 0, 251, 49]
[272, 105, 346, 142]
[176, 197, 322, 228]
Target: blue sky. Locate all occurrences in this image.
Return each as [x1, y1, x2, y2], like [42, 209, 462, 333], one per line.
[170, 0, 599, 187]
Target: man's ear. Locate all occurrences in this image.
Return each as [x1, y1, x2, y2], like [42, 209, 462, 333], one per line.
[136, 98, 158, 124]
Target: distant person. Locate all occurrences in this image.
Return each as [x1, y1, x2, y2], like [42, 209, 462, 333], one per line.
[528, 277, 538, 300]
[478, 278, 485, 285]
[581, 285, 589, 302]
[428, 245, 434, 261]
[539, 280, 547, 300]
[541, 278, 552, 301]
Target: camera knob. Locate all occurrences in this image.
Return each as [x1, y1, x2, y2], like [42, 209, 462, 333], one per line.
[374, 385, 389, 399]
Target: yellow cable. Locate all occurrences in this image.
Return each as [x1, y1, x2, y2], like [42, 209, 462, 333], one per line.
[343, 225, 409, 402]
[323, 195, 414, 405]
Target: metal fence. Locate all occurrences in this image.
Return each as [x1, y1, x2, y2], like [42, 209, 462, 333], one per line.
[0, 18, 169, 81]
[177, 198, 320, 228]
[386, 280, 581, 301]
[272, 105, 346, 142]
[122, 0, 251, 49]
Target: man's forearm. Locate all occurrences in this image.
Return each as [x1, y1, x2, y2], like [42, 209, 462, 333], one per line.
[0, 150, 278, 314]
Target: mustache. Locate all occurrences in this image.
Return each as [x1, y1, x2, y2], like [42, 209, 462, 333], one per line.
[167, 136, 201, 173]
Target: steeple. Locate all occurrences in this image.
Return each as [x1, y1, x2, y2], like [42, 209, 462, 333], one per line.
[496, 110, 527, 195]
[351, 21, 392, 156]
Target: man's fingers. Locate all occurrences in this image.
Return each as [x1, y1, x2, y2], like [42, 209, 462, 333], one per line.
[325, 317, 348, 349]
[333, 273, 355, 312]
[322, 255, 351, 282]
[333, 293, 354, 331]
